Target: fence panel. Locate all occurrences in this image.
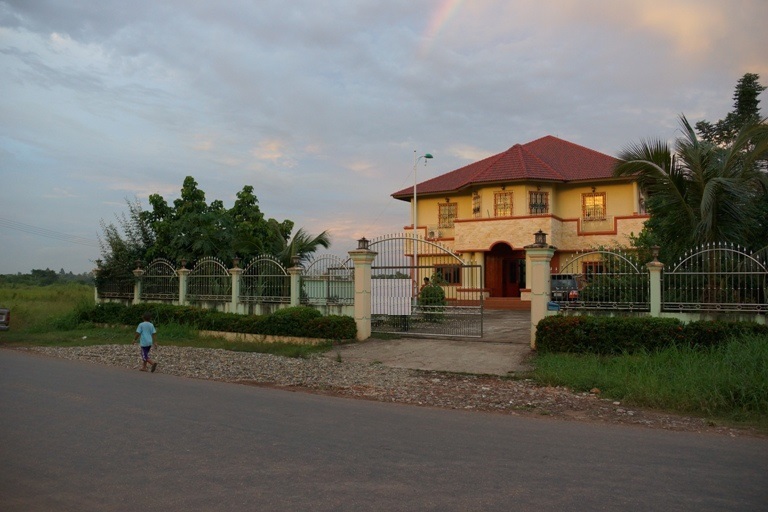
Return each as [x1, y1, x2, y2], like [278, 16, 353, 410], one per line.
[663, 243, 768, 312]
[141, 259, 179, 301]
[241, 256, 290, 303]
[554, 249, 649, 311]
[302, 255, 353, 306]
[96, 277, 134, 300]
[187, 257, 231, 302]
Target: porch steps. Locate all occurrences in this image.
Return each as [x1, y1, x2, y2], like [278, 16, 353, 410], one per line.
[483, 297, 531, 311]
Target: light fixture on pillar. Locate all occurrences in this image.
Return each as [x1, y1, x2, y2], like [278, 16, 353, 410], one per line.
[232, 256, 240, 268]
[412, 151, 433, 290]
[357, 237, 369, 250]
[534, 230, 547, 246]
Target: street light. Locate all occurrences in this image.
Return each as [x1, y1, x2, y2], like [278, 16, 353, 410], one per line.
[413, 151, 433, 294]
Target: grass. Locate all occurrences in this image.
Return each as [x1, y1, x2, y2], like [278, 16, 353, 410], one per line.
[533, 335, 768, 428]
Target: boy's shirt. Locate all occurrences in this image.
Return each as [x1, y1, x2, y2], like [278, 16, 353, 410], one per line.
[136, 321, 156, 347]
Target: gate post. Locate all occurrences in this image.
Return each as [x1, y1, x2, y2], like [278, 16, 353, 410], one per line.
[178, 264, 190, 306]
[646, 246, 663, 317]
[132, 265, 144, 306]
[288, 260, 302, 308]
[349, 238, 377, 341]
[525, 231, 556, 350]
[230, 259, 242, 314]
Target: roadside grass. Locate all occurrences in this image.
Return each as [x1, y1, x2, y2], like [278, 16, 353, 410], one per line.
[532, 335, 768, 428]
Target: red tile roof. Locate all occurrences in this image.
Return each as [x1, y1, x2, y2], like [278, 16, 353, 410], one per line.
[392, 136, 621, 200]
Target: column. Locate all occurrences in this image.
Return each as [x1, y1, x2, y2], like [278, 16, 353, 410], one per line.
[524, 231, 556, 350]
[646, 247, 663, 317]
[132, 267, 144, 306]
[178, 268, 190, 306]
[349, 238, 377, 341]
[230, 263, 242, 314]
[288, 264, 302, 308]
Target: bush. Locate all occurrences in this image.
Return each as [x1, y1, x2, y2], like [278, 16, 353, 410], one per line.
[535, 315, 768, 354]
[76, 303, 356, 341]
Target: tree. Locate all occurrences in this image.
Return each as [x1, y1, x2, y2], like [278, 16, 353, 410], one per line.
[99, 177, 331, 271]
[274, 227, 331, 268]
[696, 73, 766, 147]
[615, 116, 768, 262]
[98, 197, 154, 281]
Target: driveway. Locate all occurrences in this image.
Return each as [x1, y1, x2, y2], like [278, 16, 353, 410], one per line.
[329, 310, 533, 375]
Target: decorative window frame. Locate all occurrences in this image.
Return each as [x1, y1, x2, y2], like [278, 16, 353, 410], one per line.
[438, 202, 458, 228]
[493, 191, 513, 217]
[472, 192, 481, 218]
[582, 191, 606, 221]
[528, 191, 549, 215]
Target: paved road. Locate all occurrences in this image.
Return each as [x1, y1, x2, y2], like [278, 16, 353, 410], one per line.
[1, 350, 767, 511]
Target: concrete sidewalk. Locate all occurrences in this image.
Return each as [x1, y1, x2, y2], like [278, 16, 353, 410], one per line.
[327, 310, 533, 376]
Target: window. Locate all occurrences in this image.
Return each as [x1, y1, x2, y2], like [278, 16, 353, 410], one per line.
[435, 265, 461, 285]
[529, 191, 549, 215]
[494, 191, 513, 217]
[472, 193, 481, 218]
[582, 261, 604, 280]
[582, 192, 606, 221]
[438, 202, 457, 228]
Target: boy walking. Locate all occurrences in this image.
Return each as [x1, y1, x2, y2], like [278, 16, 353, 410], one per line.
[134, 312, 158, 372]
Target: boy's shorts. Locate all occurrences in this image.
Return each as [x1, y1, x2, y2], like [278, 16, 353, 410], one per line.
[141, 346, 152, 361]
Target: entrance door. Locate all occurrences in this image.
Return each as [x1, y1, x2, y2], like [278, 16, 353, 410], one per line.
[485, 244, 526, 298]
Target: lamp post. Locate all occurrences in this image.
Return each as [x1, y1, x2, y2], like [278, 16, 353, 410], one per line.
[413, 151, 433, 293]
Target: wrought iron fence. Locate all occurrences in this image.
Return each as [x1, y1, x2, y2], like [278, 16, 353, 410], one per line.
[241, 256, 290, 303]
[187, 257, 231, 302]
[302, 255, 353, 305]
[553, 249, 649, 311]
[663, 243, 767, 312]
[141, 259, 179, 301]
[96, 278, 134, 299]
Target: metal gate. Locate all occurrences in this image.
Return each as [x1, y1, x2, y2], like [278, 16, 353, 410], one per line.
[368, 234, 483, 338]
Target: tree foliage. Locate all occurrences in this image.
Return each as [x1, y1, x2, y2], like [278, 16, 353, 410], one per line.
[615, 116, 768, 263]
[615, 74, 768, 263]
[696, 73, 766, 147]
[98, 177, 331, 275]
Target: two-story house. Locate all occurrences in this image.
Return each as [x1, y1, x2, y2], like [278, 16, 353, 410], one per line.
[392, 135, 648, 303]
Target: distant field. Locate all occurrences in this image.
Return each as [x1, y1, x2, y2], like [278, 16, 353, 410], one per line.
[0, 282, 94, 332]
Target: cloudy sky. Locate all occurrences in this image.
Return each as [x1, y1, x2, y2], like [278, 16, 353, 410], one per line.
[1, 0, 766, 274]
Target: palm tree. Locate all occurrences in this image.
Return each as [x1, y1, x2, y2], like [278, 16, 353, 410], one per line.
[614, 115, 768, 262]
[275, 227, 331, 267]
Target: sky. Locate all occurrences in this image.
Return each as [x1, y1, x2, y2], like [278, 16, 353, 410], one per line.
[1, 0, 767, 275]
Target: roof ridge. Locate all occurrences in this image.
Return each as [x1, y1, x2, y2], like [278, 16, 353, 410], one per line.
[516, 143, 567, 180]
[467, 149, 510, 182]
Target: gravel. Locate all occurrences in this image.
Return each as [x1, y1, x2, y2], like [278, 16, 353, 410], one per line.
[17, 344, 764, 438]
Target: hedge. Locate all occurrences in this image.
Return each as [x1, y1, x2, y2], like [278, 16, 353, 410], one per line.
[535, 315, 768, 355]
[78, 304, 356, 341]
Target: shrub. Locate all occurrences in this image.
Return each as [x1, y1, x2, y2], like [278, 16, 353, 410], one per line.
[535, 315, 767, 354]
[75, 303, 355, 340]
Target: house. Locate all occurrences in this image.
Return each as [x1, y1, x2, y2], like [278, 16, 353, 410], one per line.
[392, 136, 648, 304]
